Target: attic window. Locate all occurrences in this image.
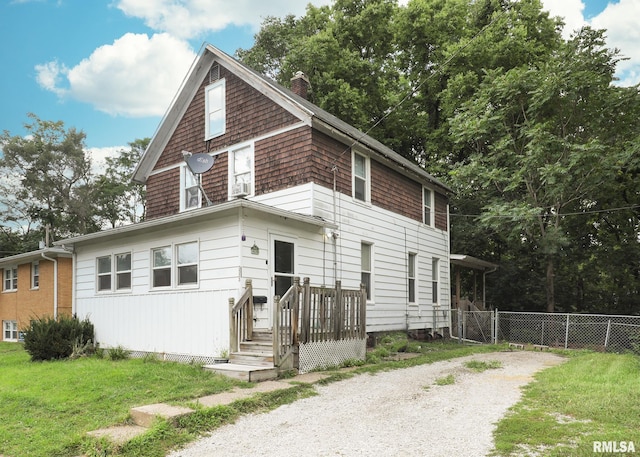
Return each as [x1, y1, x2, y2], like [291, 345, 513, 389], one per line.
[205, 78, 226, 140]
[209, 63, 220, 83]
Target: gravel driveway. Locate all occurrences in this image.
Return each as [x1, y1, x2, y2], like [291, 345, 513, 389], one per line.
[168, 351, 565, 457]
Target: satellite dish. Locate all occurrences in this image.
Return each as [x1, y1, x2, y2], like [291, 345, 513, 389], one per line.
[185, 153, 215, 174]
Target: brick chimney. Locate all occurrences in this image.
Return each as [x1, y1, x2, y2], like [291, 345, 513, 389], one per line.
[290, 71, 311, 99]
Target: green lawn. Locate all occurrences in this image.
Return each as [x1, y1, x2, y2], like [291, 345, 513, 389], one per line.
[3, 338, 637, 457]
[492, 351, 640, 456]
[0, 343, 241, 457]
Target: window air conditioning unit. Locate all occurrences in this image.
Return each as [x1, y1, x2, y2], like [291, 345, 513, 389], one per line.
[231, 182, 251, 197]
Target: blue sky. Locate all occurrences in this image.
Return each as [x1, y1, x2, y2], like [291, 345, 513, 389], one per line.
[1, 0, 638, 167]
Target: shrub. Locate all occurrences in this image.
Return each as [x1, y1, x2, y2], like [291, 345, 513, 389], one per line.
[22, 315, 95, 361]
[107, 345, 130, 361]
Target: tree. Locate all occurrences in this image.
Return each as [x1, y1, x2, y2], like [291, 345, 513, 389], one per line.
[449, 28, 640, 312]
[94, 138, 148, 227]
[0, 113, 99, 242]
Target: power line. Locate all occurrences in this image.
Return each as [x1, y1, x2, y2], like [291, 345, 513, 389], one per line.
[448, 204, 640, 219]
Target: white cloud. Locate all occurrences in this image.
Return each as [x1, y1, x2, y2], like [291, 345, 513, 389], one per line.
[540, 0, 586, 38]
[87, 146, 127, 175]
[590, 0, 640, 85]
[541, 0, 640, 87]
[115, 0, 333, 39]
[36, 33, 196, 117]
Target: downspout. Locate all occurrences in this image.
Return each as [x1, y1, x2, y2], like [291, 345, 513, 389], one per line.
[41, 252, 58, 320]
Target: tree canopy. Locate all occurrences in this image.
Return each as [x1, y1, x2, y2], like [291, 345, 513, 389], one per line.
[0, 114, 147, 252]
[237, 0, 640, 314]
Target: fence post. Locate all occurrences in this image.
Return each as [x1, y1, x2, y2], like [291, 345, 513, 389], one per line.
[291, 277, 300, 346]
[229, 298, 238, 353]
[273, 296, 281, 366]
[300, 277, 311, 343]
[604, 319, 611, 351]
[334, 280, 343, 340]
[245, 279, 253, 341]
[564, 314, 570, 350]
[457, 310, 462, 344]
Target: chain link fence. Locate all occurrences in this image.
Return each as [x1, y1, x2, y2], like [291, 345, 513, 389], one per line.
[451, 310, 640, 353]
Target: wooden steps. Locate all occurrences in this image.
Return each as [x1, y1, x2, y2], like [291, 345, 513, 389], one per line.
[205, 329, 278, 382]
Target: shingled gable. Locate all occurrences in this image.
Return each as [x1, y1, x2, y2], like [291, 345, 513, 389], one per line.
[132, 43, 451, 194]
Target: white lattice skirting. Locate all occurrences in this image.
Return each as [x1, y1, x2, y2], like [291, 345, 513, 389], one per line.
[298, 338, 367, 373]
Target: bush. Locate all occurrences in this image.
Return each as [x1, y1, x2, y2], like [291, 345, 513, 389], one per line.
[22, 315, 95, 361]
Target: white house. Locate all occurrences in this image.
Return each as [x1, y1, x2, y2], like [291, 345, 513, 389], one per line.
[57, 44, 452, 375]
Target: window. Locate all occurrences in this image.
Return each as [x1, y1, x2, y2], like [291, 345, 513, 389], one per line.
[423, 187, 433, 226]
[3, 267, 17, 292]
[408, 253, 416, 303]
[3, 320, 18, 342]
[432, 258, 440, 304]
[205, 79, 225, 139]
[181, 165, 201, 211]
[177, 242, 198, 286]
[152, 247, 172, 288]
[361, 242, 373, 301]
[97, 254, 132, 292]
[353, 152, 369, 202]
[152, 243, 198, 288]
[97, 256, 112, 291]
[229, 144, 254, 197]
[116, 253, 132, 290]
[32, 262, 40, 289]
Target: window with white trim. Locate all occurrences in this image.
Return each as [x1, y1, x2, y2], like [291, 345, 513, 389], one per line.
[229, 143, 254, 198]
[180, 165, 201, 211]
[361, 242, 373, 301]
[152, 247, 172, 288]
[432, 258, 440, 304]
[423, 187, 433, 226]
[32, 262, 39, 289]
[177, 242, 198, 285]
[205, 79, 225, 140]
[116, 253, 132, 290]
[3, 320, 18, 342]
[97, 254, 132, 292]
[152, 242, 198, 289]
[353, 152, 370, 202]
[3, 266, 17, 292]
[97, 256, 112, 291]
[408, 253, 416, 304]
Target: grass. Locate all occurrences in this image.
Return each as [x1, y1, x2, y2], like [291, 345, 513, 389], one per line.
[434, 374, 456, 385]
[0, 342, 241, 457]
[492, 351, 640, 456]
[0, 337, 499, 456]
[464, 359, 502, 372]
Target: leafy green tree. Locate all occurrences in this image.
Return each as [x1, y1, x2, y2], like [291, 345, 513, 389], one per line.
[449, 28, 640, 312]
[94, 138, 148, 227]
[0, 113, 99, 241]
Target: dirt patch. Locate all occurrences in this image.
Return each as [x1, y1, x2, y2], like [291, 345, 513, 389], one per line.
[168, 351, 565, 457]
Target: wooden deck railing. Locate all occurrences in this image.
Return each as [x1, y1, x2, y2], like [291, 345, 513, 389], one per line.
[274, 277, 367, 367]
[229, 279, 253, 353]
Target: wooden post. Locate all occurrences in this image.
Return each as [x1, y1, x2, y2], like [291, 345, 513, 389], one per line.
[292, 277, 300, 346]
[245, 279, 253, 341]
[273, 295, 280, 366]
[229, 297, 238, 353]
[334, 280, 343, 340]
[301, 277, 311, 344]
[359, 283, 367, 338]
